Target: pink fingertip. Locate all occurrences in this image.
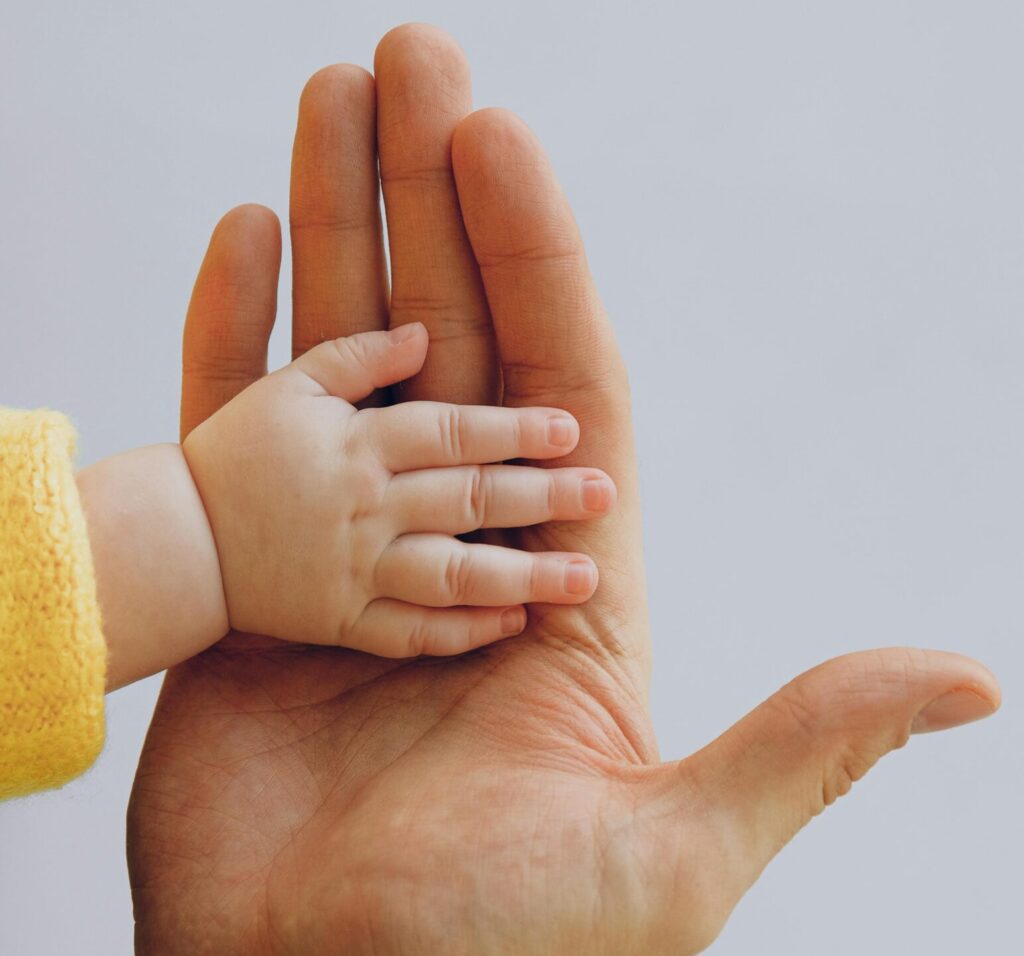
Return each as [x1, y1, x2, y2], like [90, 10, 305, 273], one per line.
[390, 321, 426, 344]
[581, 477, 614, 513]
[564, 560, 597, 596]
[546, 415, 578, 448]
[501, 607, 527, 636]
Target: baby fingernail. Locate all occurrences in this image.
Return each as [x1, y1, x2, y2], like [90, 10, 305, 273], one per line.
[390, 322, 424, 343]
[581, 477, 612, 512]
[547, 416, 576, 447]
[501, 608, 526, 635]
[564, 560, 596, 595]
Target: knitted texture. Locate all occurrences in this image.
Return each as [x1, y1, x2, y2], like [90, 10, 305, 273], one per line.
[0, 408, 105, 799]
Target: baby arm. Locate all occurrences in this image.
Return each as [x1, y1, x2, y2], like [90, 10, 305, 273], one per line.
[82, 323, 614, 688]
[76, 444, 228, 691]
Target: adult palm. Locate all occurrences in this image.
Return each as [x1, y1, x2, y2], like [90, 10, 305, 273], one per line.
[127, 25, 999, 955]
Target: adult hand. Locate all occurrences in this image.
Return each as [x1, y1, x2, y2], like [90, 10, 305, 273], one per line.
[127, 25, 999, 955]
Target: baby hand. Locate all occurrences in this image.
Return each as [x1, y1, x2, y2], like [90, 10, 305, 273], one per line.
[182, 323, 615, 656]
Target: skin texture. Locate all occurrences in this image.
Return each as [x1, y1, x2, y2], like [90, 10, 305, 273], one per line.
[127, 25, 1001, 955]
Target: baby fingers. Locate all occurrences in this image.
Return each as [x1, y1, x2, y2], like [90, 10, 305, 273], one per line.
[359, 401, 580, 471]
[345, 600, 527, 658]
[387, 465, 616, 534]
[376, 535, 599, 607]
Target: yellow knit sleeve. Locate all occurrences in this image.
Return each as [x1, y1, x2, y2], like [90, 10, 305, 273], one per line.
[0, 408, 106, 799]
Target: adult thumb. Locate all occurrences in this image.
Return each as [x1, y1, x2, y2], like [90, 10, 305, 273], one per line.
[288, 323, 428, 403]
[678, 647, 999, 899]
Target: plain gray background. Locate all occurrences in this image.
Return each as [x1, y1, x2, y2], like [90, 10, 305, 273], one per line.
[1, 1, 1020, 952]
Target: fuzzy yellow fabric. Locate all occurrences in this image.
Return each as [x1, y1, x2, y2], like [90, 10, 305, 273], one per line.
[0, 408, 105, 799]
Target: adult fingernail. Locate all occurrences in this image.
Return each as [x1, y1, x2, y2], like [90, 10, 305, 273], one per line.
[564, 560, 596, 596]
[501, 607, 526, 636]
[390, 322, 425, 343]
[581, 477, 613, 512]
[547, 416, 577, 448]
[911, 688, 998, 735]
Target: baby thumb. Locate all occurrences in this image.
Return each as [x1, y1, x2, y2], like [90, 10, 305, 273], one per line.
[290, 323, 428, 402]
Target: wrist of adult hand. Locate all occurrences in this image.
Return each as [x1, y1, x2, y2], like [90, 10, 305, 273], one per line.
[77, 443, 229, 691]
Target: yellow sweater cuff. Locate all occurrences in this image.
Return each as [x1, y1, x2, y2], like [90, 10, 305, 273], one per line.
[0, 408, 106, 799]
